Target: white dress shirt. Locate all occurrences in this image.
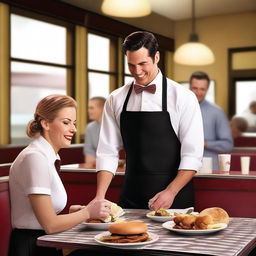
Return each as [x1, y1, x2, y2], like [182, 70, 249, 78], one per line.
[96, 72, 204, 174]
[9, 136, 67, 229]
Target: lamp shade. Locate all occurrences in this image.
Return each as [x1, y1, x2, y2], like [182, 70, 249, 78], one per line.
[101, 0, 151, 18]
[174, 42, 215, 66]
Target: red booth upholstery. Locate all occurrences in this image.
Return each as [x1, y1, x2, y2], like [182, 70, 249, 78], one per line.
[0, 179, 11, 256]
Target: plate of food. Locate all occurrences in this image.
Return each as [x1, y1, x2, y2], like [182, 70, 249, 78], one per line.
[146, 207, 197, 222]
[94, 222, 159, 248]
[162, 221, 227, 235]
[83, 202, 125, 230]
[162, 207, 229, 235]
[83, 217, 126, 230]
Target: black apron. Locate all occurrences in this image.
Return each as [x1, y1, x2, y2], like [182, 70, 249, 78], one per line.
[119, 76, 194, 209]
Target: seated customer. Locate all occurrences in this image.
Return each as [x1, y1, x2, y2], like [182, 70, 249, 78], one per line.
[230, 116, 248, 139]
[241, 101, 256, 132]
[83, 97, 106, 169]
[8, 94, 110, 256]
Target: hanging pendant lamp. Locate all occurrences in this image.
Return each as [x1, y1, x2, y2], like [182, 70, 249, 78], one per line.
[174, 0, 215, 66]
[101, 0, 151, 18]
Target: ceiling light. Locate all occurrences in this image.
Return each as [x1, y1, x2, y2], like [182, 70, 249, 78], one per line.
[174, 0, 215, 66]
[101, 0, 151, 18]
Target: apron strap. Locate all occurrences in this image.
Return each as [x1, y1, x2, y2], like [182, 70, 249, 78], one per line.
[122, 82, 133, 112]
[162, 75, 167, 112]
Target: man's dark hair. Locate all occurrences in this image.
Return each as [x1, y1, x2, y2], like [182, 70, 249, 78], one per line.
[122, 31, 159, 59]
[189, 71, 210, 85]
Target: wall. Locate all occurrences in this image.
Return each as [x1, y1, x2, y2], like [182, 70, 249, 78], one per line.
[173, 12, 256, 113]
[115, 12, 175, 38]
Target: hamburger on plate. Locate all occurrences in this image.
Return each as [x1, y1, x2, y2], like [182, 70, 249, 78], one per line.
[86, 202, 124, 223]
[100, 222, 150, 243]
[173, 207, 229, 230]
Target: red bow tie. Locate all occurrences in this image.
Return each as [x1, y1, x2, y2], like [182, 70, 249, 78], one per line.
[134, 84, 156, 94]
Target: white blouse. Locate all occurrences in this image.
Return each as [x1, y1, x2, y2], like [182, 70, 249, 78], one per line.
[9, 136, 67, 229]
[96, 72, 204, 174]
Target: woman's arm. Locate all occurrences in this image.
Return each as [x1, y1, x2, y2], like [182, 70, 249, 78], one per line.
[29, 194, 110, 234]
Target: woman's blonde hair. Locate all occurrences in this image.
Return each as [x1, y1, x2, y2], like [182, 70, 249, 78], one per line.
[26, 94, 77, 138]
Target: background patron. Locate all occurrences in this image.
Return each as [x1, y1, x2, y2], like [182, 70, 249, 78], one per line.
[230, 116, 248, 139]
[241, 101, 256, 132]
[83, 97, 105, 169]
[189, 71, 233, 170]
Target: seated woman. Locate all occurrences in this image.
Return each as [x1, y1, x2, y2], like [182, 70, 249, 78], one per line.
[8, 94, 110, 256]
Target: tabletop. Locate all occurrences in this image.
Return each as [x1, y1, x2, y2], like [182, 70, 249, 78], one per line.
[37, 209, 256, 256]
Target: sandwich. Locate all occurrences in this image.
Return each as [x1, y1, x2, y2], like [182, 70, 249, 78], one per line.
[173, 207, 229, 230]
[86, 202, 124, 223]
[103, 202, 125, 222]
[101, 222, 149, 243]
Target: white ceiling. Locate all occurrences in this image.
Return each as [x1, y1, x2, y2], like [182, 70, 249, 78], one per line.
[61, 0, 256, 21]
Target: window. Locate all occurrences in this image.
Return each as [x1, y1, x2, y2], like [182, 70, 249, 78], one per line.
[87, 33, 113, 99]
[228, 47, 256, 120]
[235, 80, 256, 115]
[11, 14, 70, 144]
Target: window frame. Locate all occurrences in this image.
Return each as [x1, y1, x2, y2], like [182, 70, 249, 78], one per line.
[228, 46, 256, 118]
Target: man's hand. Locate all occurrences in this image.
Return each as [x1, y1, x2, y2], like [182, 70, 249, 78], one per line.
[148, 189, 175, 211]
[148, 170, 195, 210]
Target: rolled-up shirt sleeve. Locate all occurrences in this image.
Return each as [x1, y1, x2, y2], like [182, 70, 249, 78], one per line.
[177, 91, 204, 171]
[96, 94, 123, 174]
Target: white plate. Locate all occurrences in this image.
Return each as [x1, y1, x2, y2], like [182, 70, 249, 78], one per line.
[82, 218, 126, 230]
[146, 207, 195, 222]
[94, 231, 159, 248]
[162, 221, 228, 235]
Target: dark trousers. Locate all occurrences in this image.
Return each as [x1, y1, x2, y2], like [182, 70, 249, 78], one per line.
[8, 228, 60, 256]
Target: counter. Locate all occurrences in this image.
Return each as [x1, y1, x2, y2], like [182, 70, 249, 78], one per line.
[60, 165, 256, 218]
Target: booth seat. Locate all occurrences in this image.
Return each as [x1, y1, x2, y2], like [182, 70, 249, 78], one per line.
[0, 164, 11, 177]
[0, 177, 11, 256]
[0, 143, 84, 165]
[234, 135, 256, 147]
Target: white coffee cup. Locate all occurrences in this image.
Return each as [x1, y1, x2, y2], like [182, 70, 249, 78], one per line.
[200, 157, 213, 173]
[218, 154, 231, 172]
[240, 156, 250, 175]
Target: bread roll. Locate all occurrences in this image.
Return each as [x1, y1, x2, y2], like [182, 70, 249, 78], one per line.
[199, 207, 229, 224]
[109, 222, 148, 235]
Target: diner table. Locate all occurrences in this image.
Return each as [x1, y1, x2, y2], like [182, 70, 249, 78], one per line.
[37, 209, 256, 256]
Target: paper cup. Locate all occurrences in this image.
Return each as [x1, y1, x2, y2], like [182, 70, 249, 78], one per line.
[200, 157, 213, 173]
[240, 156, 250, 175]
[218, 154, 231, 172]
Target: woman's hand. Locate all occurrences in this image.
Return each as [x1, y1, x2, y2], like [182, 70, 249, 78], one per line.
[84, 199, 111, 220]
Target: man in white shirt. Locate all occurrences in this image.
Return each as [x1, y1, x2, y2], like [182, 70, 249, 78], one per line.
[94, 31, 204, 210]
